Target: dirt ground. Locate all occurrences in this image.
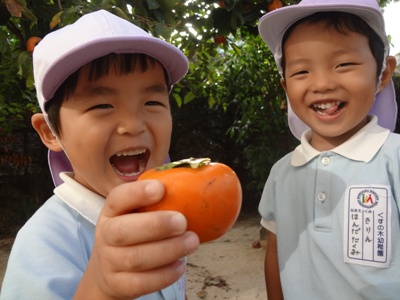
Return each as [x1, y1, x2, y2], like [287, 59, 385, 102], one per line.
[0, 225, 20, 290]
[186, 212, 267, 299]
[0, 211, 267, 299]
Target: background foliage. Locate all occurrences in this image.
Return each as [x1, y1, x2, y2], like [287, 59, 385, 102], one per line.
[0, 0, 399, 225]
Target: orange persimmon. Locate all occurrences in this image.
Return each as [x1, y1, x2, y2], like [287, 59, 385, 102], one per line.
[26, 36, 42, 52]
[214, 35, 226, 44]
[137, 158, 242, 243]
[268, 0, 282, 11]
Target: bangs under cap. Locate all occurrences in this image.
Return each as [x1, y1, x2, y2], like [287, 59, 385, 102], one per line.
[33, 9, 189, 114]
[33, 10, 187, 187]
[258, 0, 397, 140]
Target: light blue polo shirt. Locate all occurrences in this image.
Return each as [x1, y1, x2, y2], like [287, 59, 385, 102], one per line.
[259, 116, 400, 300]
[1, 173, 185, 300]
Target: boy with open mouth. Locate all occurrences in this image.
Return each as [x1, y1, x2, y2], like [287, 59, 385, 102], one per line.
[1, 10, 199, 300]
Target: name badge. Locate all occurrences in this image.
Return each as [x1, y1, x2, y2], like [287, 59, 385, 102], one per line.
[343, 185, 391, 268]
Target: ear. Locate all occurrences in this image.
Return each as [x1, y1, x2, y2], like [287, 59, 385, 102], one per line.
[280, 77, 287, 92]
[378, 56, 397, 92]
[31, 113, 63, 152]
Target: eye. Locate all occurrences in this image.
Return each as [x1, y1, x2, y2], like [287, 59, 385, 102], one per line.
[89, 103, 113, 110]
[145, 100, 163, 106]
[295, 70, 308, 75]
[145, 97, 169, 107]
[289, 70, 308, 78]
[336, 62, 356, 68]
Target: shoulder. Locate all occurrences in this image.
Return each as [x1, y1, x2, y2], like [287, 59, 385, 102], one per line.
[1, 194, 94, 298]
[269, 151, 294, 176]
[12, 194, 94, 258]
[16, 194, 95, 253]
[19, 194, 86, 235]
[384, 132, 400, 145]
[379, 132, 400, 157]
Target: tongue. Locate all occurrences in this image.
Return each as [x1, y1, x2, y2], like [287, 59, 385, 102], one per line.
[324, 104, 339, 115]
[110, 155, 139, 173]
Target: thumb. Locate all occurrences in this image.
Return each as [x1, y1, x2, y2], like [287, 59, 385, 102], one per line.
[102, 180, 164, 218]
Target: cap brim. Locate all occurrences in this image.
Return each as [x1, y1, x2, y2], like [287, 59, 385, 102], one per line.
[40, 37, 188, 106]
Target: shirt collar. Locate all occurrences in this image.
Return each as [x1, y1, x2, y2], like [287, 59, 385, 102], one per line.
[54, 173, 105, 225]
[291, 116, 390, 167]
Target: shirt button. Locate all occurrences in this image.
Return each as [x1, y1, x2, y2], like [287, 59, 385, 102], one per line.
[321, 157, 330, 165]
[318, 193, 326, 202]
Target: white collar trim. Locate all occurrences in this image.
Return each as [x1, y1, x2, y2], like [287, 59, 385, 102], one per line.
[291, 116, 390, 166]
[54, 173, 105, 225]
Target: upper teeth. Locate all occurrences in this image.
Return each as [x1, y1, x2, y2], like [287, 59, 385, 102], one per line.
[313, 101, 341, 109]
[116, 149, 146, 156]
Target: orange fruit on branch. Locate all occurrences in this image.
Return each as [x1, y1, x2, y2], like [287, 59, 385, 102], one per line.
[214, 35, 226, 44]
[26, 36, 42, 52]
[268, 0, 282, 11]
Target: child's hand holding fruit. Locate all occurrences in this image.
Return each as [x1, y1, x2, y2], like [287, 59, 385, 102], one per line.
[78, 158, 241, 299]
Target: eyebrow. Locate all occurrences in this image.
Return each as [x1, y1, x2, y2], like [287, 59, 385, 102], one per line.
[144, 83, 169, 95]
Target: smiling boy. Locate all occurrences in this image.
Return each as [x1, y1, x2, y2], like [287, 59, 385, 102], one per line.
[44, 56, 172, 195]
[0, 10, 199, 299]
[257, 0, 400, 299]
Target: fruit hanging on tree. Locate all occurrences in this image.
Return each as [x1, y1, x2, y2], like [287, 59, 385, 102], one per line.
[268, 0, 283, 11]
[26, 36, 42, 52]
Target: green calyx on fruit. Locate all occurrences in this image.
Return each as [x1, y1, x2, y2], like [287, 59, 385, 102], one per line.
[155, 157, 211, 171]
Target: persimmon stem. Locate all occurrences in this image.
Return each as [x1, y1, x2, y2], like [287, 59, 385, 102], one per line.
[156, 157, 211, 171]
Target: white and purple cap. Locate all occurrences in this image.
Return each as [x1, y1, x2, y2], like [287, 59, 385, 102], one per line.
[258, 0, 397, 139]
[33, 10, 188, 186]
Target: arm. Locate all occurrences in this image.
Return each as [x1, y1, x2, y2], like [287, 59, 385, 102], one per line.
[74, 180, 200, 300]
[264, 231, 284, 300]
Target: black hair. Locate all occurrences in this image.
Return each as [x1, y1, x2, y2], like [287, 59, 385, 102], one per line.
[46, 53, 170, 136]
[281, 12, 385, 79]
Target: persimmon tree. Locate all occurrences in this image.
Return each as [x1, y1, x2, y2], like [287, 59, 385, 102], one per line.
[0, 0, 395, 130]
[0, 0, 397, 214]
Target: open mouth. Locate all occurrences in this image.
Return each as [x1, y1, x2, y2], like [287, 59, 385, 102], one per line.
[313, 101, 345, 116]
[110, 149, 147, 177]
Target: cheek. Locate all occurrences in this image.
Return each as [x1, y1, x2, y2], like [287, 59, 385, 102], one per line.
[285, 84, 305, 107]
[351, 77, 378, 101]
[155, 113, 172, 134]
[158, 120, 172, 145]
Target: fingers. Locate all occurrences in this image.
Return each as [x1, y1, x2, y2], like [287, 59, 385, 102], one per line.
[104, 231, 199, 272]
[101, 210, 188, 245]
[102, 179, 164, 218]
[84, 179, 201, 299]
[99, 259, 187, 299]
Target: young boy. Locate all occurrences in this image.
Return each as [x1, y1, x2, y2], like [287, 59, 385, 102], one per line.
[258, 0, 400, 299]
[0, 10, 200, 299]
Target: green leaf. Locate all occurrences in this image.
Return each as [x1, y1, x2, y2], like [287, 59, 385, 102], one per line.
[183, 91, 196, 104]
[112, 7, 130, 20]
[147, 0, 160, 9]
[230, 42, 241, 55]
[172, 92, 182, 107]
[154, 22, 174, 39]
[60, 7, 81, 26]
[17, 51, 31, 77]
[22, 7, 38, 22]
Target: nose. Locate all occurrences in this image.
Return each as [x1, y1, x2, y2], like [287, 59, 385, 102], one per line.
[116, 107, 146, 136]
[310, 71, 337, 94]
